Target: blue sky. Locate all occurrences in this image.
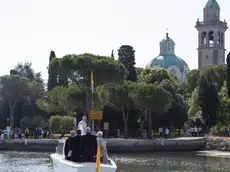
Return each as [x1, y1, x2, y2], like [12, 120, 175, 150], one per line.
[0, 0, 229, 82]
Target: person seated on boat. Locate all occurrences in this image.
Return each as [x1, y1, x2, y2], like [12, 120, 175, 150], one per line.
[78, 116, 87, 135]
[72, 129, 82, 162]
[96, 131, 110, 164]
[81, 127, 97, 162]
[64, 130, 76, 161]
[96, 131, 105, 162]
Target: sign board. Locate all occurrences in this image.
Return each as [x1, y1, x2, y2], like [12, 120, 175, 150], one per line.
[104, 122, 109, 130]
[90, 110, 103, 120]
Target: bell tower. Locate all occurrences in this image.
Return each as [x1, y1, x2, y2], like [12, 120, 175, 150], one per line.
[195, 0, 228, 69]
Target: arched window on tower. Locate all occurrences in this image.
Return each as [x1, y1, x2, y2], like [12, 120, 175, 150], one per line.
[217, 31, 220, 44]
[201, 32, 207, 45]
[208, 31, 214, 47]
[221, 32, 224, 44]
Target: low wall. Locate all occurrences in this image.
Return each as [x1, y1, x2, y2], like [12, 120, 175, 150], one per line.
[0, 139, 58, 152]
[106, 137, 207, 152]
[0, 137, 207, 153]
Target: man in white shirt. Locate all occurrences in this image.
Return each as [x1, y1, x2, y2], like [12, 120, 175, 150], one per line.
[159, 127, 163, 137]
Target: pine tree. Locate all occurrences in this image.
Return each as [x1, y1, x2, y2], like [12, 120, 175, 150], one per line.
[47, 51, 58, 91]
[118, 45, 137, 82]
[227, 52, 230, 97]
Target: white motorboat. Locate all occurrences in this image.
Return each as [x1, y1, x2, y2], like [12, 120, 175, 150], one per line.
[50, 139, 117, 172]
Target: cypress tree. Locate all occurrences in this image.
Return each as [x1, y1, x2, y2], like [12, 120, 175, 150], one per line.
[118, 45, 137, 82]
[47, 50, 58, 91]
[227, 52, 230, 97]
[198, 76, 219, 127]
[111, 49, 114, 59]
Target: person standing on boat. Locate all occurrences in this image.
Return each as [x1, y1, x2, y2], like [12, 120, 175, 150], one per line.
[96, 131, 104, 162]
[78, 116, 87, 135]
[81, 127, 97, 162]
[72, 129, 82, 162]
[64, 130, 76, 160]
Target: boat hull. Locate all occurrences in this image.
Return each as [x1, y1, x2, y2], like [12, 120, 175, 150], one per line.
[51, 154, 117, 172]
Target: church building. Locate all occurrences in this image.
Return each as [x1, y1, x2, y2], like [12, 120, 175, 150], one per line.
[147, 32, 190, 82]
[195, 0, 228, 69]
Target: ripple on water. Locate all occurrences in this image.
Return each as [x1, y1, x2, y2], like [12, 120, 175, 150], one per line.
[1, 151, 230, 172]
[111, 152, 230, 172]
[0, 151, 53, 172]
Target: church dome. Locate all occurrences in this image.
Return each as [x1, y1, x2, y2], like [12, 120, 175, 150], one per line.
[147, 32, 190, 82]
[205, 0, 220, 9]
[148, 55, 189, 70]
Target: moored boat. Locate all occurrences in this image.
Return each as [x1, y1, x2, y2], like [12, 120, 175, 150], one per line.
[50, 139, 117, 172]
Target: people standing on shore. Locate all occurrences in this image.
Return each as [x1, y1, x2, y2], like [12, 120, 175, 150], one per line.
[198, 126, 202, 136]
[159, 127, 163, 138]
[194, 126, 198, 137]
[189, 127, 194, 136]
[25, 128, 29, 138]
[165, 127, 169, 139]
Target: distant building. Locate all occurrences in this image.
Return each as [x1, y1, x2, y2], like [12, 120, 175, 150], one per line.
[195, 0, 228, 69]
[147, 32, 190, 82]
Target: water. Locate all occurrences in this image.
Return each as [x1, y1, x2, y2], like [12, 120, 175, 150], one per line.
[0, 151, 230, 172]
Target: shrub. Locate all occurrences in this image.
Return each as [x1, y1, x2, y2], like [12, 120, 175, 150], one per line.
[49, 115, 75, 133]
[60, 116, 75, 132]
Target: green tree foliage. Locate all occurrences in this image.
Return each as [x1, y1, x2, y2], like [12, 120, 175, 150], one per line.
[158, 80, 188, 129]
[0, 75, 30, 127]
[20, 116, 46, 130]
[47, 51, 58, 90]
[49, 115, 74, 132]
[14, 62, 44, 86]
[37, 84, 85, 115]
[139, 68, 178, 84]
[186, 69, 200, 94]
[188, 87, 201, 117]
[37, 86, 66, 114]
[166, 94, 188, 129]
[49, 115, 62, 132]
[227, 52, 230, 97]
[198, 76, 219, 127]
[136, 67, 144, 81]
[96, 81, 135, 139]
[60, 116, 75, 132]
[130, 83, 172, 138]
[200, 64, 227, 91]
[59, 53, 127, 88]
[118, 45, 137, 82]
[217, 81, 230, 125]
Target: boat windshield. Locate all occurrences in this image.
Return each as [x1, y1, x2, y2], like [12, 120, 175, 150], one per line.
[56, 142, 64, 155]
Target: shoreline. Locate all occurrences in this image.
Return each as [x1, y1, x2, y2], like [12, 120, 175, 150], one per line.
[206, 136, 230, 152]
[0, 137, 207, 153]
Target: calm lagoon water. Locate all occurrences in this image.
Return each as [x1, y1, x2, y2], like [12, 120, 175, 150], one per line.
[0, 151, 230, 172]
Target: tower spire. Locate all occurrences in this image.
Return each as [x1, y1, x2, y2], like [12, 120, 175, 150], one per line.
[166, 28, 169, 38]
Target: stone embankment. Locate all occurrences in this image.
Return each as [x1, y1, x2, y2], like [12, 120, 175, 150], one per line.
[0, 137, 207, 153]
[206, 136, 230, 152]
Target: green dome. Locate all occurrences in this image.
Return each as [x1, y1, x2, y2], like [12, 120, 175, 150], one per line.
[205, 0, 220, 9]
[148, 55, 189, 70]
